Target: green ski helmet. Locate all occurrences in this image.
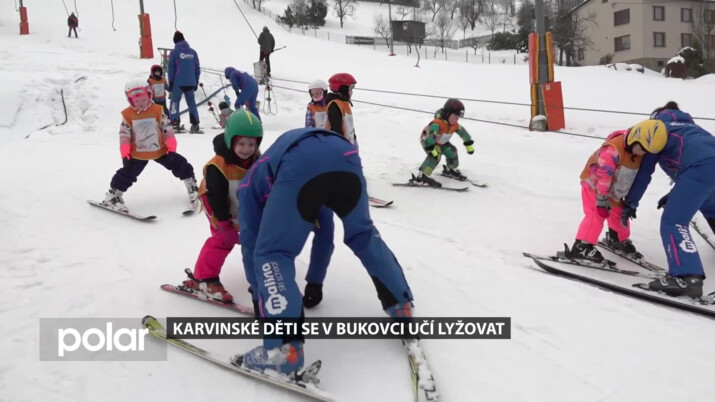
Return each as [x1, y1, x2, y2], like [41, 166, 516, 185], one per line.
[224, 110, 263, 149]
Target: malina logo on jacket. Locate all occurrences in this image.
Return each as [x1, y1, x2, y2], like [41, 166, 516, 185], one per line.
[675, 224, 698, 253]
[179, 52, 195, 60]
[262, 262, 288, 314]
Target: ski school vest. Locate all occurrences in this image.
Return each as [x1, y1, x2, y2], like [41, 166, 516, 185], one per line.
[420, 118, 460, 145]
[580, 130, 643, 204]
[325, 99, 355, 145]
[198, 156, 250, 229]
[307, 103, 328, 129]
[147, 77, 168, 100]
[120, 104, 167, 160]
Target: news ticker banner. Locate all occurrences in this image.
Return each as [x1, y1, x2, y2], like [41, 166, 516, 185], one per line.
[167, 317, 511, 340]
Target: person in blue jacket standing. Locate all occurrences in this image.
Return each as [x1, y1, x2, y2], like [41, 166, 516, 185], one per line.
[623, 102, 715, 298]
[224, 67, 261, 121]
[232, 126, 414, 375]
[168, 31, 202, 133]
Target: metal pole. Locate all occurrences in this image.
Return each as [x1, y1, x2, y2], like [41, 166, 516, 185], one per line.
[389, 1, 395, 56]
[19, 0, 23, 7]
[139, 0, 145, 14]
[535, 0, 548, 116]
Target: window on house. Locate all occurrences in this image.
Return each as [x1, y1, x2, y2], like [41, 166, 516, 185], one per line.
[654, 32, 666, 47]
[653, 6, 665, 21]
[615, 35, 631, 51]
[681, 33, 693, 47]
[681, 8, 692, 22]
[602, 0, 608, 3]
[614, 9, 630, 26]
[578, 48, 585, 60]
[657, 61, 665, 67]
[710, 34, 715, 48]
[707, 10, 715, 23]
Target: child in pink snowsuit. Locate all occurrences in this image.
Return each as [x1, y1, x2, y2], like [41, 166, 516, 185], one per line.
[180, 111, 262, 303]
[571, 129, 647, 262]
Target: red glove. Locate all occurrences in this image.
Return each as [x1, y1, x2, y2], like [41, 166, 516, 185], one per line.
[596, 195, 610, 218]
[216, 220, 239, 247]
[165, 137, 177, 153]
[120, 143, 131, 159]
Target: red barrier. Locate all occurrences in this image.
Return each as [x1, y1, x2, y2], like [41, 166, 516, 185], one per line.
[19, 7, 29, 35]
[139, 14, 153, 59]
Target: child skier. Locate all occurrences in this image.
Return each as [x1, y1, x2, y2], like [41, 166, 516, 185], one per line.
[217, 101, 233, 128]
[324, 73, 357, 145]
[147, 65, 170, 117]
[179, 110, 262, 304]
[409, 98, 475, 187]
[568, 121, 667, 263]
[305, 79, 328, 128]
[100, 79, 199, 213]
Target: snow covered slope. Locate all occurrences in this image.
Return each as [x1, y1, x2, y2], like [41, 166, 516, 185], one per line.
[2, 1, 715, 401]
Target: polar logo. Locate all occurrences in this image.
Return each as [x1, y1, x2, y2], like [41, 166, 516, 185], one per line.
[58, 323, 148, 357]
[675, 224, 698, 253]
[179, 53, 194, 60]
[265, 294, 288, 314]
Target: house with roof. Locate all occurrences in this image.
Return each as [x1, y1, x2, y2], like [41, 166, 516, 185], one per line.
[569, 0, 715, 71]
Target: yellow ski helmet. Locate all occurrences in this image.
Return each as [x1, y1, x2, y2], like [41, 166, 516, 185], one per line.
[626, 119, 667, 153]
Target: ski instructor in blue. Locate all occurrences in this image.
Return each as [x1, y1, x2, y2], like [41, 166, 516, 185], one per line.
[623, 102, 715, 298]
[233, 127, 414, 375]
[168, 31, 201, 133]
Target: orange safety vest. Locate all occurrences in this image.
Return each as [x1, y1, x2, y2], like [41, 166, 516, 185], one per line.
[580, 130, 643, 205]
[307, 103, 328, 129]
[324, 99, 355, 144]
[147, 77, 168, 100]
[198, 155, 249, 229]
[420, 118, 460, 145]
[120, 104, 167, 160]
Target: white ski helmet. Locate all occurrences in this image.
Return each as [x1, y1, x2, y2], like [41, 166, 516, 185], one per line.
[308, 79, 328, 92]
[125, 79, 153, 110]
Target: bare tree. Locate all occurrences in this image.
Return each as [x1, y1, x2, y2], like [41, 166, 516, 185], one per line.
[550, 0, 597, 66]
[373, 15, 392, 48]
[457, 12, 471, 38]
[395, 5, 413, 20]
[423, 0, 448, 22]
[691, 3, 715, 62]
[482, 0, 503, 35]
[333, 0, 357, 28]
[430, 10, 457, 52]
[458, 0, 484, 31]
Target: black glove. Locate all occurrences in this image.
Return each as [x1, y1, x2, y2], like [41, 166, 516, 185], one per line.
[621, 199, 637, 226]
[168, 84, 173, 91]
[193, 85, 198, 91]
[657, 193, 670, 209]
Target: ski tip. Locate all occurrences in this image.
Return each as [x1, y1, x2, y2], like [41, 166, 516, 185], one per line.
[141, 315, 158, 327]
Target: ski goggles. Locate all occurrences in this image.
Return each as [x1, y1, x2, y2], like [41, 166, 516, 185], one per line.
[127, 88, 151, 100]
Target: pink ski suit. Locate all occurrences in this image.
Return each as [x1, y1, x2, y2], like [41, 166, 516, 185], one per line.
[576, 130, 643, 244]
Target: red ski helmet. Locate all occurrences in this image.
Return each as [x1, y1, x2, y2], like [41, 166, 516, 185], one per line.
[151, 65, 163, 77]
[441, 98, 465, 119]
[328, 73, 356, 92]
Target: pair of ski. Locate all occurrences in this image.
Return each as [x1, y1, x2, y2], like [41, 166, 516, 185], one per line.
[525, 241, 715, 319]
[393, 165, 488, 192]
[87, 200, 198, 221]
[155, 283, 439, 401]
